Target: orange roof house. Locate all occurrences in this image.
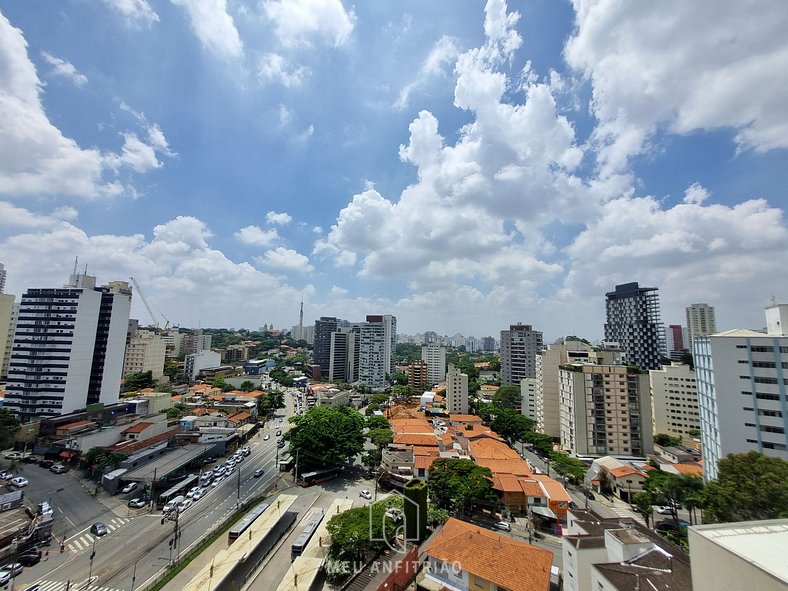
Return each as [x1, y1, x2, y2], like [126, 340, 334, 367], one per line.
[420, 518, 552, 591]
[393, 433, 439, 448]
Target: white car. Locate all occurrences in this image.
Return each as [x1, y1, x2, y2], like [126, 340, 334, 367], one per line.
[185, 487, 200, 499]
[212, 476, 224, 486]
[493, 521, 512, 532]
[10, 477, 28, 488]
[121, 482, 138, 494]
[263, 434, 270, 441]
[192, 488, 205, 501]
[656, 506, 674, 515]
[359, 489, 372, 500]
[176, 499, 192, 512]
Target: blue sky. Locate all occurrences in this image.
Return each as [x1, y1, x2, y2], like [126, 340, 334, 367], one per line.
[1, 0, 787, 342]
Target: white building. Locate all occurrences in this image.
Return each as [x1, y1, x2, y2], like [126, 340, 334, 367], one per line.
[4, 274, 131, 419]
[694, 304, 788, 480]
[123, 329, 167, 382]
[649, 362, 700, 439]
[521, 377, 538, 421]
[686, 303, 717, 350]
[688, 519, 788, 591]
[160, 328, 184, 358]
[0, 262, 6, 294]
[536, 340, 594, 437]
[421, 343, 446, 386]
[357, 314, 396, 389]
[446, 364, 469, 414]
[500, 323, 543, 385]
[185, 350, 222, 381]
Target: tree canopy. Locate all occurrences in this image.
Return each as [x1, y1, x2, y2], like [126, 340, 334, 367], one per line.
[365, 415, 390, 431]
[257, 390, 285, 418]
[492, 385, 521, 410]
[704, 451, 788, 523]
[0, 410, 20, 451]
[654, 433, 682, 447]
[285, 406, 366, 473]
[124, 370, 155, 391]
[428, 458, 498, 513]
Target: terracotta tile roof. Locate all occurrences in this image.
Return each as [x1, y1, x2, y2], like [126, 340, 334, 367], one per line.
[423, 518, 552, 591]
[122, 421, 153, 434]
[440, 433, 454, 446]
[609, 465, 646, 478]
[671, 463, 703, 477]
[227, 411, 252, 424]
[476, 457, 532, 476]
[105, 427, 178, 454]
[393, 433, 439, 447]
[432, 394, 445, 402]
[390, 418, 434, 434]
[531, 474, 571, 502]
[480, 384, 499, 391]
[492, 475, 545, 496]
[468, 437, 520, 460]
[448, 413, 483, 423]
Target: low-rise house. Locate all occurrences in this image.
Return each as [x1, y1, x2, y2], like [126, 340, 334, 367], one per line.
[418, 517, 553, 591]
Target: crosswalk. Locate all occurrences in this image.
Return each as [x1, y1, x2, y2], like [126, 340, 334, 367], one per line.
[29, 580, 126, 591]
[65, 518, 130, 553]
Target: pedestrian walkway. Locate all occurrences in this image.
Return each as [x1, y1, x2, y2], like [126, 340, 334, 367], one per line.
[65, 518, 130, 554]
[30, 580, 124, 591]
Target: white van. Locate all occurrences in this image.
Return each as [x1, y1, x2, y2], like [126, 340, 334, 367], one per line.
[163, 495, 185, 513]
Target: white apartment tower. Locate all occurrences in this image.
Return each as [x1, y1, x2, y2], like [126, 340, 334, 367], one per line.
[559, 363, 654, 457]
[500, 323, 543, 386]
[0, 262, 6, 293]
[446, 364, 469, 414]
[123, 329, 167, 382]
[4, 274, 131, 419]
[357, 314, 397, 389]
[694, 304, 788, 480]
[685, 303, 716, 350]
[421, 343, 447, 386]
[649, 363, 699, 439]
[184, 350, 221, 381]
[605, 282, 667, 370]
[521, 377, 538, 421]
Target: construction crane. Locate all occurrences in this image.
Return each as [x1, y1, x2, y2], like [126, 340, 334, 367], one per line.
[129, 276, 171, 330]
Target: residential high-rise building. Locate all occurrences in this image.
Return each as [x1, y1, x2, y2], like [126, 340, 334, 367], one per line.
[123, 329, 167, 382]
[328, 327, 359, 384]
[481, 336, 496, 352]
[649, 362, 699, 439]
[4, 274, 131, 420]
[184, 350, 221, 381]
[314, 317, 340, 377]
[357, 314, 396, 389]
[0, 262, 6, 294]
[694, 304, 788, 480]
[604, 282, 667, 370]
[446, 364, 469, 414]
[559, 363, 654, 457]
[0, 294, 16, 380]
[500, 323, 543, 386]
[407, 360, 429, 390]
[685, 303, 716, 350]
[421, 343, 446, 386]
[520, 377, 538, 421]
[665, 324, 687, 360]
[181, 330, 212, 356]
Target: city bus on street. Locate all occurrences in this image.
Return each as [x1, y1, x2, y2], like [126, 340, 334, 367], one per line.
[156, 474, 199, 509]
[297, 467, 342, 487]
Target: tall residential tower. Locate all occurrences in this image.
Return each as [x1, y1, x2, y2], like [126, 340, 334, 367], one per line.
[500, 323, 543, 386]
[604, 282, 667, 370]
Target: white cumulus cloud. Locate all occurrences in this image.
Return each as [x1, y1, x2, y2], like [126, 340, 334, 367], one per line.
[266, 211, 292, 225]
[263, 0, 355, 47]
[257, 247, 314, 273]
[258, 53, 308, 87]
[171, 0, 243, 59]
[235, 225, 279, 246]
[41, 52, 88, 87]
[102, 0, 159, 26]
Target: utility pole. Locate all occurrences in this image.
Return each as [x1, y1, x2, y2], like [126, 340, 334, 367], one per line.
[129, 560, 138, 591]
[236, 466, 241, 507]
[86, 538, 96, 589]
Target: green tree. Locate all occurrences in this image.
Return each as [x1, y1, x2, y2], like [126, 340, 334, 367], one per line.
[285, 406, 366, 473]
[368, 428, 394, 448]
[394, 343, 421, 364]
[369, 393, 390, 406]
[211, 376, 226, 388]
[364, 403, 380, 416]
[654, 433, 682, 447]
[704, 452, 788, 523]
[124, 370, 155, 390]
[428, 458, 498, 514]
[549, 453, 587, 483]
[391, 370, 408, 386]
[365, 415, 390, 431]
[522, 431, 555, 457]
[257, 390, 285, 418]
[403, 478, 428, 542]
[0, 410, 21, 451]
[632, 491, 654, 528]
[486, 407, 533, 443]
[491, 385, 521, 410]
[164, 402, 187, 419]
[239, 380, 256, 392]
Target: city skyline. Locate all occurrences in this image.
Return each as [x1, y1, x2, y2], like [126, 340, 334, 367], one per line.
[1, 1, 787, 342]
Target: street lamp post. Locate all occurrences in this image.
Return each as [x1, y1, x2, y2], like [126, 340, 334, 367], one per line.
[85, 538, 96, 590]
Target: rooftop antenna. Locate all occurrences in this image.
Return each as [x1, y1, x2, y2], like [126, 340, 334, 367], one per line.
[72, 256, 78, 276]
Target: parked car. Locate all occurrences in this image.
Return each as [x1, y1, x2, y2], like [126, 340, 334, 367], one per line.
[569, 501, 579, 510]
[121, 482, 137, 494]
[655, 519, 690, 532]
[0, 471, 11, 480]
[192, 489, 205, 501]
[176, 499, 192, 513]
[91, 522, 108, 537]
[37, 460, 54, 469]
[127, 498, 147, 509]
[17, 551, 42, 567]
[241, 447, 251, 456]
[656, 506, 674, 515]
[212, 476, 224, 486]
[493, 521, 512, 532]
[359, 489, 372, 500]
[50, 464, 69, 474]
[277, 440, 285, 448]
[0, 563, 22, 584]
[3, 452, 23, 460]
[185, 487, 200, 499]
[253, 468, 265, 478]
[10, 477, 28, 488]
[23, 455, 40, 464]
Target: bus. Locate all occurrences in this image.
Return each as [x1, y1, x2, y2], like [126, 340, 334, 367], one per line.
[291, 512, 324, 560]
[298, 467, 342, 487]
[279, 454, 295, 472]
[228, 501, 270, 544]
[156, 474, 199, 509]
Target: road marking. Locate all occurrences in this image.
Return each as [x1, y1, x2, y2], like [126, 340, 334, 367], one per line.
[31, 581, 126, 591]
[65, 519, 130, 553]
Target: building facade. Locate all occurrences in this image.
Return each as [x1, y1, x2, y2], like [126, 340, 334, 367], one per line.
[421, 343, 446, 386]
[123, 329, 167, 381]
[604, 282, 667, 370]
[314, 316, 340, 377]
[407, 360, 429, 390]
[446, 364, 469, 414]
[0, 293, 16, 380]
[500, 323, 543, 386]
[694, 304, 788, 480]
[686, 303, 716, 350]
[357, 314, 396, 389]
[559, 363, 653, 457]
[328, 327, 359, 384]
[0, 262, 6, 294]
[184, 350, 222, 381]
[521, 377, 538, 421]
[4, 275, 131, 419]
[180, 330, 212, 356]
[666, 324, 688, 360]
[649, 362, 699, 439]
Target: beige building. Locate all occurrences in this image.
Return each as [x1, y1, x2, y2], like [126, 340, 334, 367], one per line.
[649, 362, 699, 439]
[559, 364, 653, 457]
[536, 340, 594, 437]
[688, 519, 788, 591]
[0, 294, 16, 380]
[446, 364, 468, 414]
[123, 329, 167, 381]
